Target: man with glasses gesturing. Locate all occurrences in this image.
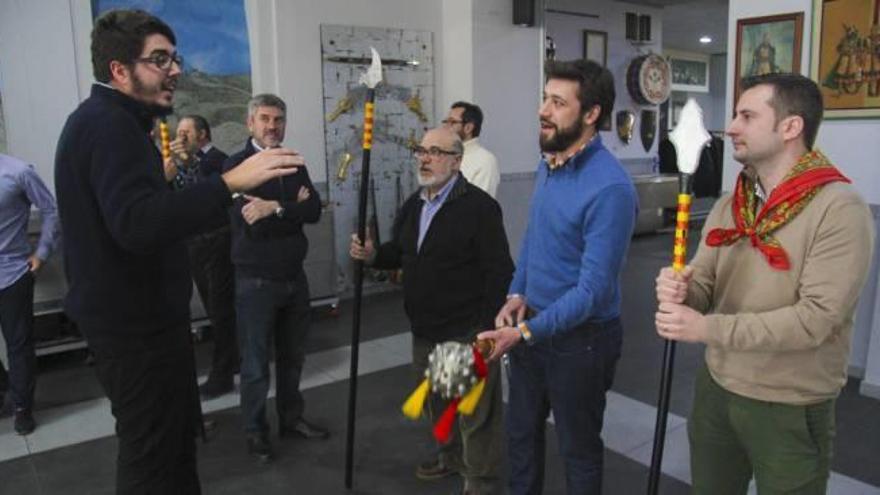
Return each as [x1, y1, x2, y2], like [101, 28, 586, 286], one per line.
[55, 10, 302, 493]
[350, 128, 513, 495]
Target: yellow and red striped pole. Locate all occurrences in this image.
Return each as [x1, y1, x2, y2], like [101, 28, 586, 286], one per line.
[649, 98, 709, 494]
[672, 192, 692, 271]
[158, 118, 172, 161]
[648, 173, 695, 494]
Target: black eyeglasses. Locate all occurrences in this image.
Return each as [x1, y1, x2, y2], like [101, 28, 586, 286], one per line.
[412, 146, 461, 158]
[134, 52, 184, 71]
[441, 118, 464, 126]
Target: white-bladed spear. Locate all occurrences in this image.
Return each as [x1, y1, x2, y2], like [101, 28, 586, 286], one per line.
[647, 99, 711, 494]
[345, 47, 383, 490]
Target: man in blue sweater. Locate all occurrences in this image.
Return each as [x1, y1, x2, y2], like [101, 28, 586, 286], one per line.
[479, 59, 638, 494]
[54, 10, 302, 493]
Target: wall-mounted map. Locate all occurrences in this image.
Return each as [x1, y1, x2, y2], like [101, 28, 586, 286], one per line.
[92, 0, 253, 153]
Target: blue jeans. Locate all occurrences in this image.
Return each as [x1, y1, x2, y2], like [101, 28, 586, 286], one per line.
[235, 271, 311, 434]
[506, 318, 622, 495]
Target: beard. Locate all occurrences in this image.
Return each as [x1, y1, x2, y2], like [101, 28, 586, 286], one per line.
[539, 114, 587, 152]
[417, 166, 454, 188]
[131, 71, 175, 117]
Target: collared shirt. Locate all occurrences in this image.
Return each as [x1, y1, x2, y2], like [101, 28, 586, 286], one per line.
[417, 174, 459, 251]
[199, 143, 214, 156]
[542, 133, 598, 170]
[251, 138, 270, 152]
[460, 138, 500, 198]
[0, 154, 60, 290]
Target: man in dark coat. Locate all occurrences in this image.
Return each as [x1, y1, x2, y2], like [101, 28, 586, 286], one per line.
[54, 10, 302, 493]
[224, 93, 327, 464]
[351, 127, 513, 494]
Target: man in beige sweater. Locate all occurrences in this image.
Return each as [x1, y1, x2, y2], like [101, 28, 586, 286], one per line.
[655, 73, 875, 494]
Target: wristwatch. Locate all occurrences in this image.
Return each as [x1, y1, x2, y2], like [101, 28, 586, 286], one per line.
[274, 206, 285, 218]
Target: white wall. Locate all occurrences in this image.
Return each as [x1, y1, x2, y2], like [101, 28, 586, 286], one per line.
[544, 0, 664, 161]
[726, 0, 880, 205]
[472, 0, 542, 175]
[441, 0, 475, 107]
[0, 0, 86, 191]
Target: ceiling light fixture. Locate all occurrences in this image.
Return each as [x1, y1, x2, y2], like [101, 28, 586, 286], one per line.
[699, 36, 712, 44]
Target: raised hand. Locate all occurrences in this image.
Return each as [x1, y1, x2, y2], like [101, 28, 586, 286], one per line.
[222, 148, 304, 193]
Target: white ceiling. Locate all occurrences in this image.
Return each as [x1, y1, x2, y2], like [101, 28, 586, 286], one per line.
[615, 0, 729, 55]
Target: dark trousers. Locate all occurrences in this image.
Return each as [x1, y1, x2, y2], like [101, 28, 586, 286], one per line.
[187, 228, 238, 382]
[689, 366, 834, 494]
[506, 319, 622, 495]
[412, 333, 503, 493]
[91, 326, 201, 495]
[0, 271, 35, 411]
[235, 271, 311, 434]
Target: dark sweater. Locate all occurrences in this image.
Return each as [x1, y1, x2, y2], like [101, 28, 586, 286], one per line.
[54, 84, 232, 352]
[198, 146, 229, 178]
[224, 140, 321, 280]
[172, 145, 231, 231]
[373, 175, 513, 342]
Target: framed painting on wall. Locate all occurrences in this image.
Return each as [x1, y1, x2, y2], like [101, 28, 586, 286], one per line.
[583, 30, 608, 67]
[667, 50, 710, 93]
[810, 0, 880, 118]
[734, 12, 804, 103]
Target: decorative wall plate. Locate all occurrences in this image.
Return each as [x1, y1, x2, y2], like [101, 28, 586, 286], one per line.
[626, 53, 672, 105]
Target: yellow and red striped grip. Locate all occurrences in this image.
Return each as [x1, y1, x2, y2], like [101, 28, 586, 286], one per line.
[159, 121, 172, 161]
[672, 193, 692, 272]
[362, 102, 374, 150]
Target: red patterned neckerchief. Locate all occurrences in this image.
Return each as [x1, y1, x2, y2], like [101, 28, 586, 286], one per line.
[705, 150, 850, 270]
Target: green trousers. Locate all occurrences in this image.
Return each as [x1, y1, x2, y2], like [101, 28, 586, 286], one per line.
[689, 366, 835, 495]
[412, 334, 503, 494]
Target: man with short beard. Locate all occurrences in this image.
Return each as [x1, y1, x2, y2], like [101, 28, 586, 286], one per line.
[478, 59, 638, 494]
[54, 10, 302, 493]
[350, 128, 513, 494]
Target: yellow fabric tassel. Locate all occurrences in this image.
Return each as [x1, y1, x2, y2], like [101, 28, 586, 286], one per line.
[402, 378, 431, 419]
[457, 378, 486, 416]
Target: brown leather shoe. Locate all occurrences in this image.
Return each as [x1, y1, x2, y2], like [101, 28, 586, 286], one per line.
[415, 458, 456, 480]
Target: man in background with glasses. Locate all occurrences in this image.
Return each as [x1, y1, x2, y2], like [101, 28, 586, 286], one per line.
[350, 127, 513, 495]
[55, 9, 303, 493]
[166, 115, 239, 402]
[442, 101, 500, 199]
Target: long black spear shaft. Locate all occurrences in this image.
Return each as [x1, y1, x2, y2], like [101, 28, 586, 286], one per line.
[647, 173, 693, 494]
[345, 87, 376, 489]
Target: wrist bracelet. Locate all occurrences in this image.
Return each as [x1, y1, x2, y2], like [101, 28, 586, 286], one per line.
[518, 321, 533, 343]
